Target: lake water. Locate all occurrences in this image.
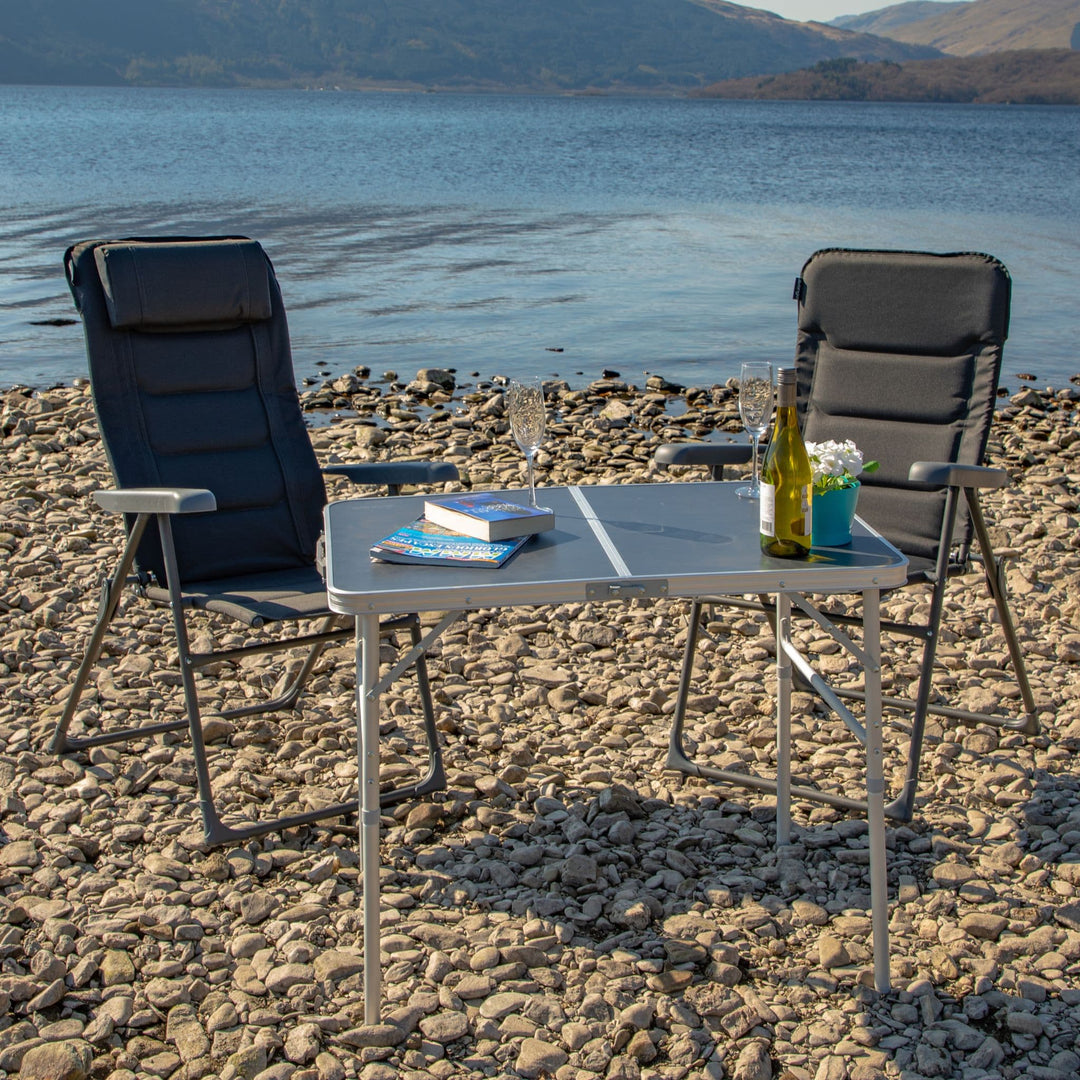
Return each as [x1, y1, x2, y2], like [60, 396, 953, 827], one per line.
[1, 85, 1078, 392]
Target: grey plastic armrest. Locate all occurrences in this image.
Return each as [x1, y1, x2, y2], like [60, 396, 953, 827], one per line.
[323, 462, 460, 487]
[908, 461, 1009, 489]
[94, 488, 217, 514]
[654, 443, 753, 467]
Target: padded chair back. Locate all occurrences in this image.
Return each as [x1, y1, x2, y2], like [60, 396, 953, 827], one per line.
[794, 248, 1009, 563]
[65, 237, 326, 585]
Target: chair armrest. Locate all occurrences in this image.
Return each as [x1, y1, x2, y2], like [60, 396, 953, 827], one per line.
[654, 443, 752, 468]
[908, 461, 1009, 489]
[94, 488, 217, 514]
[323, 461, 460, 491]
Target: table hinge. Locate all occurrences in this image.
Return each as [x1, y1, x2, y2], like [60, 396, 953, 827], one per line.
[586, 579, 669, 601]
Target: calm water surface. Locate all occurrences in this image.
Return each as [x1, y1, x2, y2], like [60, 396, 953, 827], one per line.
[1, 86, 1077, 391]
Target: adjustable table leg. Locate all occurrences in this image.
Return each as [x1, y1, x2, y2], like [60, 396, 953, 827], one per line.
[358, 613, 384, 1025]
[863, 588, 890, 993]
[775, 592, 793, 846]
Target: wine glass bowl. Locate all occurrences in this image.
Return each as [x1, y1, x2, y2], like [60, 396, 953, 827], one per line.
[736, 362, 774, 499]
[507, 377, 550, 510]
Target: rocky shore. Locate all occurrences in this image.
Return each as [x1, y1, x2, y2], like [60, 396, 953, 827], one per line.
[1, 369, 1079, 1080]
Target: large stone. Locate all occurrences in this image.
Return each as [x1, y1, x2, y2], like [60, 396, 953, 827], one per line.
[960, 912, 1009, 940]
[818, 935, 851, 969]
[285, 1022, 322, 1064]
[99, 950, 136, 986]
[265, 962, 313, 994]
[27, 977, 66, 1011]
[166, 1005, 211, 1062]
[515, 1038, 569, 1079]
[338, 1025, 407, 1048]
[313, 949, 364, 983]
[143, 977, 190, 1009]
[239, 890, 279, 925]
[0, 839, 39, 867]
[931, 862, 980, 887]
[419, 1010, 469, 1043]
[18, 1040, 92, 1080]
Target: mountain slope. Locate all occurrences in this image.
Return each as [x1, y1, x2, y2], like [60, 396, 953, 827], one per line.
[836, 0, 1080, 55]
[831, 2, 973, 35]
[696, 48, 1080, 103]
[0, 0, 941, 91]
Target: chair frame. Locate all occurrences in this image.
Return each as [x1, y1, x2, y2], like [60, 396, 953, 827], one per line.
[49, 238, 455, 845]
[50, 493, 447, 846]
[654, 253, 1039, 822]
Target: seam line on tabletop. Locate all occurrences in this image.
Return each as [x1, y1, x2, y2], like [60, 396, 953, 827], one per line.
[568, 486, 631, 578]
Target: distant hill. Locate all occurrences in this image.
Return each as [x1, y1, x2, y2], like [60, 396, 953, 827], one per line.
[695, 48, 1080, 103]
[831, 3, 973, 35]
[831, 0, 1080, 55]
[0, 0, 941, 92]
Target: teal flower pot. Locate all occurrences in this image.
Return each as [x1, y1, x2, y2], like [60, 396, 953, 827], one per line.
[812, 481, 860, 546]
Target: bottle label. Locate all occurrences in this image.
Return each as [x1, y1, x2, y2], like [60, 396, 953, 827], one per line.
[760, 481, 775, 535]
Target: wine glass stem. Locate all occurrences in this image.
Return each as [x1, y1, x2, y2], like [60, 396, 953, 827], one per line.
[526, 451, 537, 508]
[750, 432, 760, 495]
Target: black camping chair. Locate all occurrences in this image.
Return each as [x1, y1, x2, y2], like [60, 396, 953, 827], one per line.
[50, 236, 459, 845]
[655, 248, 1038, 821]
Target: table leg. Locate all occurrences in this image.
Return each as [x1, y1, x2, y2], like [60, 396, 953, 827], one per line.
[358, 613, 383, 1024]
[863, 588, 890, 993]
[775, 591, 792, 846]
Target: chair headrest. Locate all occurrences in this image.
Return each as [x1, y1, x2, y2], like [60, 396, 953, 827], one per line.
[93, 239, 273, 330]
[798, 249, 1010, 354]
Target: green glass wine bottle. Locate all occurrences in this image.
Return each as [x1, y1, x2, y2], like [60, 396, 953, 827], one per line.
[760, 368, 812, 558]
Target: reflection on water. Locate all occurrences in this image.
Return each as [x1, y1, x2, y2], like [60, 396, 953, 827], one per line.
[1, 87, 1078, 390]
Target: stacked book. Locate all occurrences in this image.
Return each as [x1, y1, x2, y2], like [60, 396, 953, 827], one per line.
[370, 492, 554, 567]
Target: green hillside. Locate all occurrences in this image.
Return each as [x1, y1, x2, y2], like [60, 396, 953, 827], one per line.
[696, 48, 1080, 103]
[0, 0, 940, 92]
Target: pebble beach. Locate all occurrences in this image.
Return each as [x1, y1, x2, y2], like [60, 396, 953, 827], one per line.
[1, 368, 1079, 1080]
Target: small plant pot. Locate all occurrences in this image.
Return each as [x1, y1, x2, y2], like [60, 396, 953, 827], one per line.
[812, 481, 860, 546]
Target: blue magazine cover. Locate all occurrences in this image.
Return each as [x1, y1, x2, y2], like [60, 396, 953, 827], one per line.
[371, 517, 530, 567]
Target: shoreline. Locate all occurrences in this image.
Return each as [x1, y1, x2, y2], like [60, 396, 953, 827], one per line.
[4, 363, 1075, 424]
[1, 375, 1079, 1080]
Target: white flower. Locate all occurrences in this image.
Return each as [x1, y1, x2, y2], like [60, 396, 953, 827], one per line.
[805, 439, 876, 493]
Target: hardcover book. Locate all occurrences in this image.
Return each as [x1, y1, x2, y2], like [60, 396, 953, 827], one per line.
[424, 491, 554, 542]
[370, 517, 531, 568]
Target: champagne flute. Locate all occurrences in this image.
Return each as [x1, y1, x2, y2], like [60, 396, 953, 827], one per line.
[736, 361, 774, 499]
[507, 377, 550, 510]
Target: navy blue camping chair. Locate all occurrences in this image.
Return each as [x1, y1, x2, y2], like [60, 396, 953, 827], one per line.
[50, 236, 458, 844]
[656, 248, 1037, 821]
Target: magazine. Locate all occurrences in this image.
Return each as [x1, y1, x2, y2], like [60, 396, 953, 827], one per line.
[423, 491, 554, 541]
[370, 517, 531, 567]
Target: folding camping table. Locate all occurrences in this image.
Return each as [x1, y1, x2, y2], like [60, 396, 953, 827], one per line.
[323, 481, 908, 1022]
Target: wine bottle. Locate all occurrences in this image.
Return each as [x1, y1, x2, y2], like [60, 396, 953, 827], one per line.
[760, 368, 813, 558]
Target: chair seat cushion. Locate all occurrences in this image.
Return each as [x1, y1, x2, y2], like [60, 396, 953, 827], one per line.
[144, 565, 331, 627]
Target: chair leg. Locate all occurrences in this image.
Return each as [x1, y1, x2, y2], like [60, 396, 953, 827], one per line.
[966, 489, 1038, 733]
[888, 490, 1039, 818]
[54, 513, 446, 846]
[882, 483, 964, 822]
[666, 600, 867, 813]
[885, 585, 947, 822]
[50, 514, 189, 753]
[666, 600, 704, 776]
[219, 617, 346, 720]
[667, 491, 1038, 824]
[378, 617, 446, 805]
